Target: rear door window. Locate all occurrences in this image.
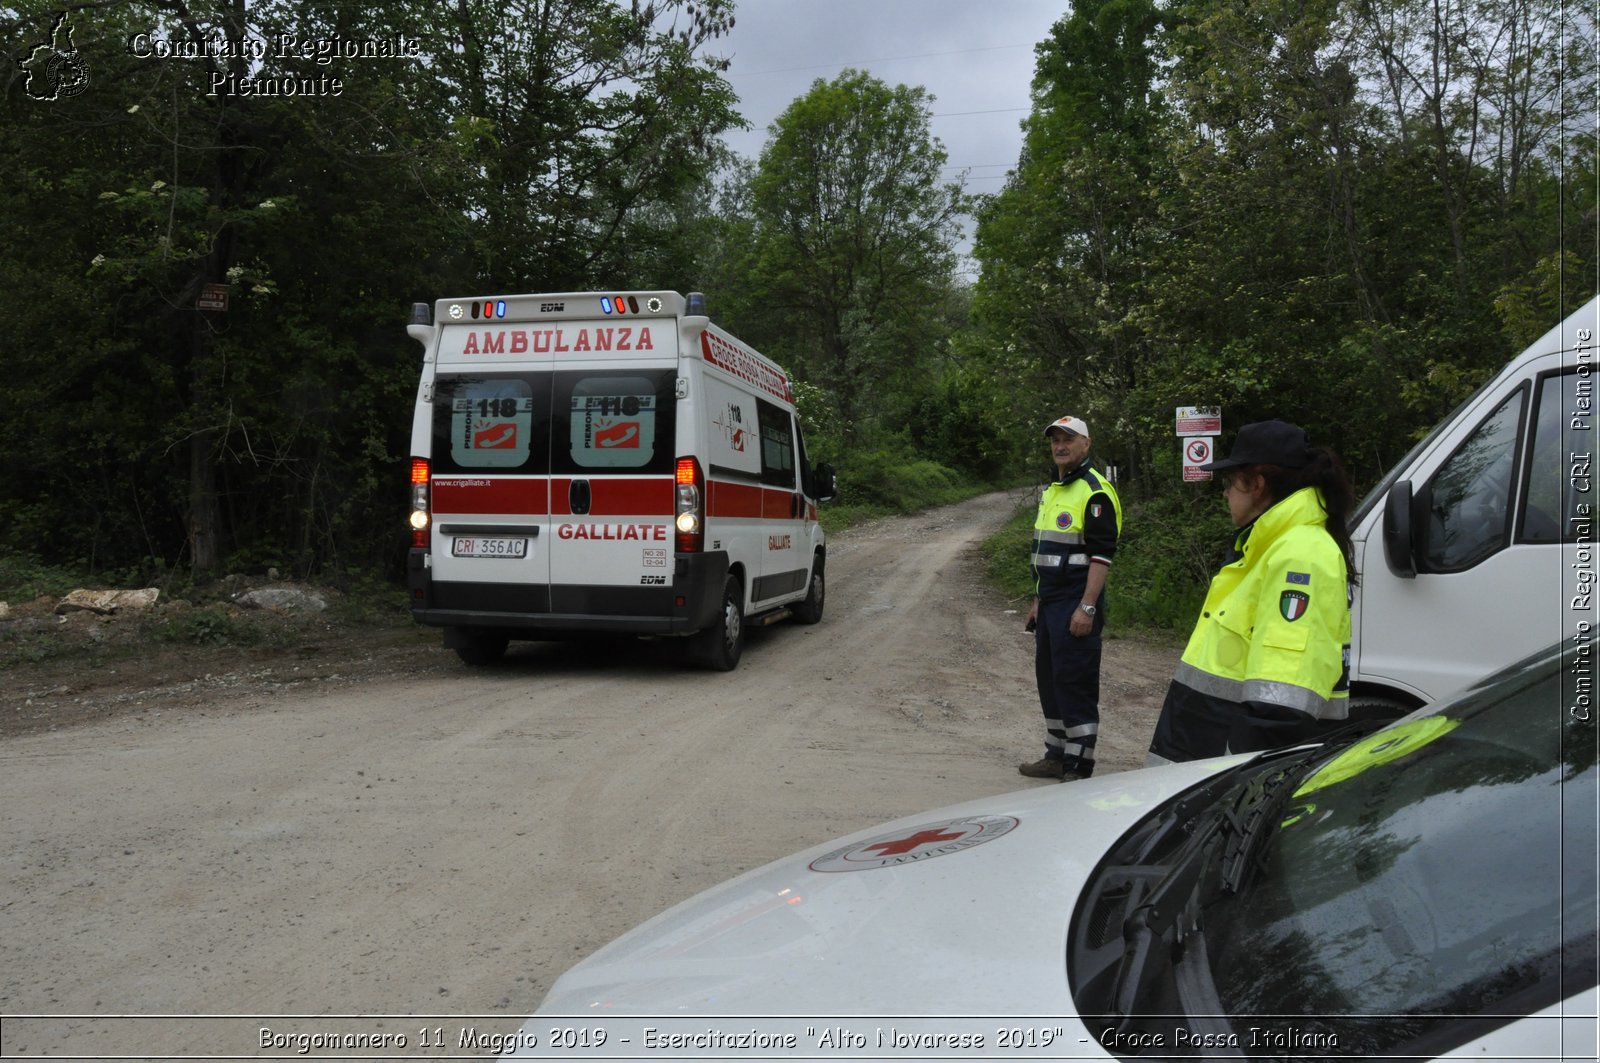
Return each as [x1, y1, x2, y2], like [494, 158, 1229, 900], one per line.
[431, 370, 678, 477]
[552, 370, 678, 476]
[431, 374, 552, 474]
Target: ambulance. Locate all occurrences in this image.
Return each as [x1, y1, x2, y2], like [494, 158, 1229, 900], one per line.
[403, 291, 835, 670]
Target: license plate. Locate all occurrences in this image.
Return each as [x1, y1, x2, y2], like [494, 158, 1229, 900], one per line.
[452, 536, 528, 559]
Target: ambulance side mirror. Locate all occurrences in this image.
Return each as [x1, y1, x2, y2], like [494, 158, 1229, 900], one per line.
[814, 463, 837, 503]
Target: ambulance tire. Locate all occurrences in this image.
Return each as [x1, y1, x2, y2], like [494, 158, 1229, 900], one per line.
[454, 631, 509, 666]
[692, 576, 744, 671]
[792, 556, 825, 625]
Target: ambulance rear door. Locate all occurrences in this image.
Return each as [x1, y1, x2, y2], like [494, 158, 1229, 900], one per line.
[427, 327, 556, 611]
[545, 323, 680, 618]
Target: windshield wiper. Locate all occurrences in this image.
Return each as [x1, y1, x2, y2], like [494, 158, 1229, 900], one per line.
[1100, 751, 1320, 1031]
[1217, 756, 1318, 893]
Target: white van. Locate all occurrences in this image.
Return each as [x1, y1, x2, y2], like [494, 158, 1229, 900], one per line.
[403, 291, 835, 669]
[1349, 295, 1597, 713]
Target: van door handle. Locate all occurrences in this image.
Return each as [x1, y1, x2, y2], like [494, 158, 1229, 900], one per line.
[570, 479, 592, 515]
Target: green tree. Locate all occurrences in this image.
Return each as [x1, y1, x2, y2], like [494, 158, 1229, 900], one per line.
[972, 0, 1165, 487]
[0, 0, 741, 580]
[737, 69, 970, 442]
[436, 0, 741, 289]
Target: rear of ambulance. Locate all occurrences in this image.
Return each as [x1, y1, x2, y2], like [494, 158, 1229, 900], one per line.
[406, 292, 725, 664]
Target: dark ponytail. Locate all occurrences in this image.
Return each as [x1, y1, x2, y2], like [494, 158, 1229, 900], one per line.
[1258, 447, 1358, 584]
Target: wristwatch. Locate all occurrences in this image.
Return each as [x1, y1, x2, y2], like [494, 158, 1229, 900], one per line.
[1078, 603, 1097, 616]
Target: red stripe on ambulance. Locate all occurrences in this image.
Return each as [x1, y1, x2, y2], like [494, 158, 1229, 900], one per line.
[699, 332, 793, 404]
[551, 478, 673, 516]
[706, 481, 803, 520]
[432, 477, 548, 515]
[708, 480, 763, 519]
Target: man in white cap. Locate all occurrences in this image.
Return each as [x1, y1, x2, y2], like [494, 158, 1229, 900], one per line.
[1021, 415, 1123, 781]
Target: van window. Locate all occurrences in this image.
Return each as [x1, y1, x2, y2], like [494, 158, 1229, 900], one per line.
[1420, 389, 1524, 572]
[432, 374, 551, 474]
[757, 399, 796, 489]
[1519, 372, 1585, 544]
[552, 370, 677, 476]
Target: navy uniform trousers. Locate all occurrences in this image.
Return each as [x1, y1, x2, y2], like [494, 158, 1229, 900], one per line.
[1033, 596, 1102, 774]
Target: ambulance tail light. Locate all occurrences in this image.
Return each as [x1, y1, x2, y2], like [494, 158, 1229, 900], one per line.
[409, 458, 430, 548]
[675, 457, 704, 553]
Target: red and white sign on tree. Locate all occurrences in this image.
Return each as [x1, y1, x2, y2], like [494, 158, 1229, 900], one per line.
[1175, 405, 1222, 436]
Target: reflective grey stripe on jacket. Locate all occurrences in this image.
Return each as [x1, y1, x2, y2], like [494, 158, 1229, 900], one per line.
[1171, 661, 1347, 720]
[1035, 529, 1085, 545]
[1031, 553, 1089, 568]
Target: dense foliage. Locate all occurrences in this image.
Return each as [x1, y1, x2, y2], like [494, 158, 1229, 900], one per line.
[1, 0, 1593, 612]
[0, 0, 738, 585]
[975, 0, 1595, 598]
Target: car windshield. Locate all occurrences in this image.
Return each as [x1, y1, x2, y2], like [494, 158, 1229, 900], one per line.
[1206, 643, 1598, 1055]
[1071, 639, 1597, 1058]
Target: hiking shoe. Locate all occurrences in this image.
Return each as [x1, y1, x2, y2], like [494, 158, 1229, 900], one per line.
[1059, 766, 1093, 782]
[1018, 756, 1067, 779]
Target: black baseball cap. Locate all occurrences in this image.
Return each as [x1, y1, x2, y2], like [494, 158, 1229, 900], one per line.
[1201, 419, 1312, 471]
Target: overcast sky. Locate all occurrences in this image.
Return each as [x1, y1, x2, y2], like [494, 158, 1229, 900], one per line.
[706, 0, 1070, 273]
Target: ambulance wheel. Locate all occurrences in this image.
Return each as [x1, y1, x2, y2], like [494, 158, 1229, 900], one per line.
[693, 576, 744, 671]
[792, 558, 824, 625]
[454, 632, 509, 666]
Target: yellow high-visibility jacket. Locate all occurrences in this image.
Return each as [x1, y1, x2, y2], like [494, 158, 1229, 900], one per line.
[1172, 486, 1351, 722]
[1031, 465, 1123, 605]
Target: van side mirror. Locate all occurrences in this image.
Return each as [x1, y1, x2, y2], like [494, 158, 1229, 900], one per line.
[1382, 480, 1417, 579]
[814, 462, 837, 503]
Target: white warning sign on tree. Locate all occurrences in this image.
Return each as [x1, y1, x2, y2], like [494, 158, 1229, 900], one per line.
[1182, 436, 1216, 482]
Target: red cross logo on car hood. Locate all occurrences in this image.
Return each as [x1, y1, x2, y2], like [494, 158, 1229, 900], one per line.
[808, 816, 1019, 873]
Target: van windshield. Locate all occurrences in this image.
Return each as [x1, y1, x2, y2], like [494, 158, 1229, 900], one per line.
[1351, 378, 1491, 525]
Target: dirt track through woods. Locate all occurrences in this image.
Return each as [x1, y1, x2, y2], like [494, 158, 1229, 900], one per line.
[0, 492, 1180, 1057]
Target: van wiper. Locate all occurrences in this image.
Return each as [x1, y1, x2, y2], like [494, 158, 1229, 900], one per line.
[1100, 753, 1318, 1030]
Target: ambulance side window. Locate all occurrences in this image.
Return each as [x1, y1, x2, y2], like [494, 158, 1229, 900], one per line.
[552, 370, 677, 476]
[757, 399, 796, 489]
[431, 374, 549, 474]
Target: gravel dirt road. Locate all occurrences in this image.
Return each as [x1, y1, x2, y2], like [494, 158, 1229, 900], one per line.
[0, 492, 1181, 1058]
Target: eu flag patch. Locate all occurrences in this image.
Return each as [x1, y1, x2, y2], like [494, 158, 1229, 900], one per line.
[1286, 572, 1311, 585]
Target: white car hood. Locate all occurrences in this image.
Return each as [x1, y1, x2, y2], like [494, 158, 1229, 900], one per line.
[532, 760, 1238, 1019]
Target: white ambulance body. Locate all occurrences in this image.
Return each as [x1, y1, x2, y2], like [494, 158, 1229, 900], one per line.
[404, 291, 835, 670]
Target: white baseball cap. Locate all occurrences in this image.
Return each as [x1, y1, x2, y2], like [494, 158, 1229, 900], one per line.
[1043, 415, 1090, 439]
